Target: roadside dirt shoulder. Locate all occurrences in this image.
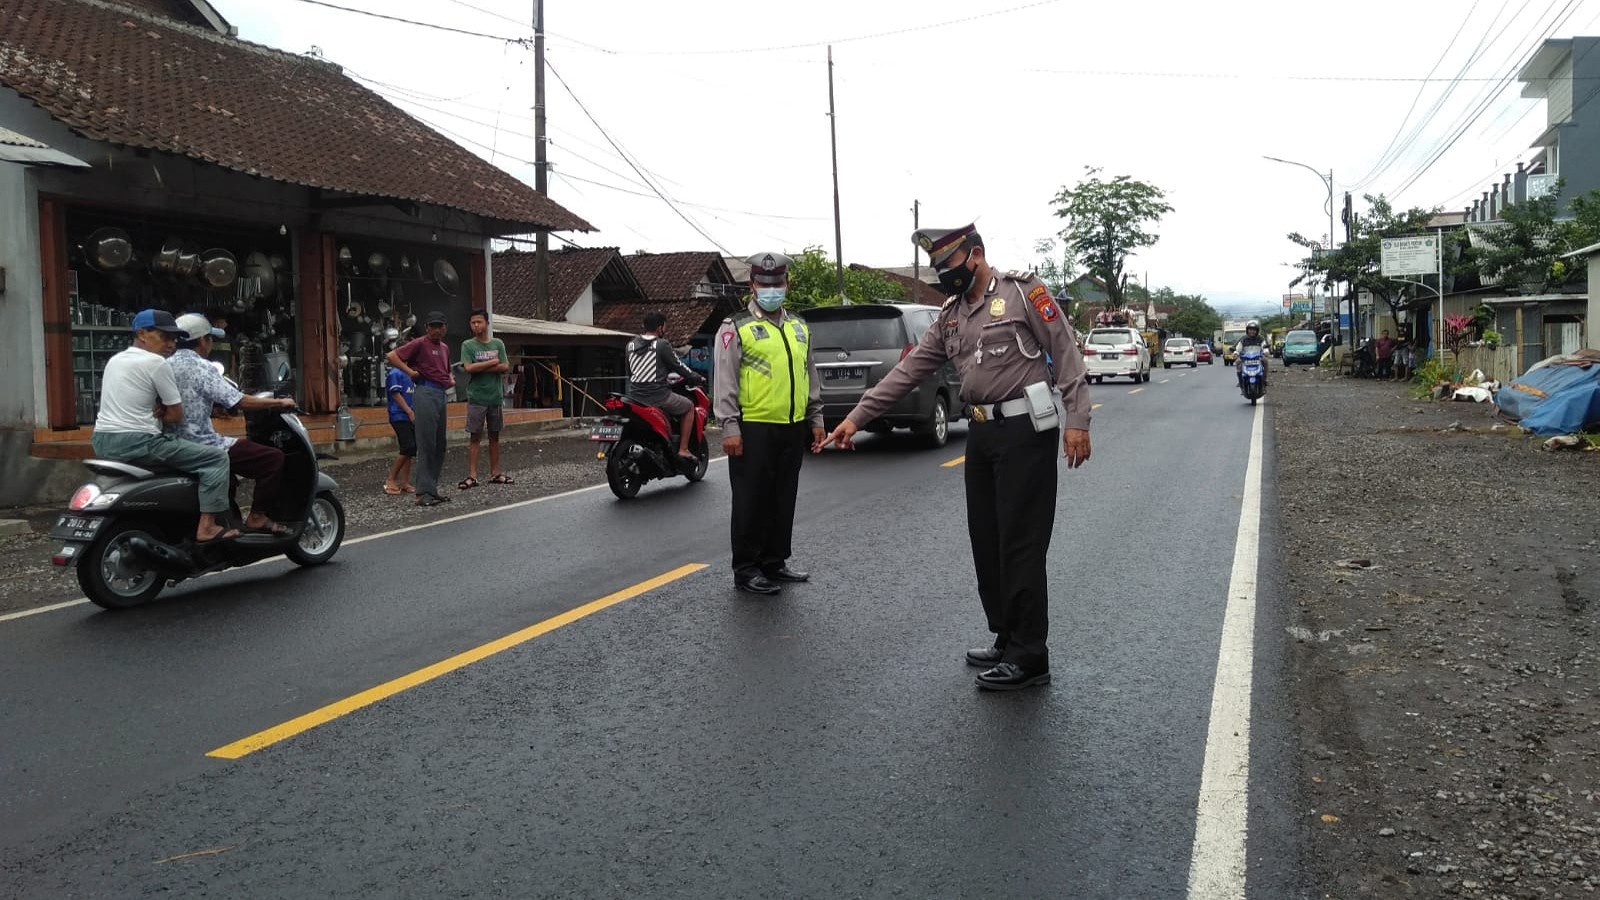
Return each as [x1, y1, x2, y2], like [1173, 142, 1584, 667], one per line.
[1275, 367, 1600, 898]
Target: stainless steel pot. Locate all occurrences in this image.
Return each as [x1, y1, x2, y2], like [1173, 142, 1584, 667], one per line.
[200, 248, 237, 288]
[433, 259, 460, 296]
[87, 227, 133, 272]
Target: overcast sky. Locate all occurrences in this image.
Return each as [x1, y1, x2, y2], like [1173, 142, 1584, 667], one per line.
[212, 0, 1600, 314]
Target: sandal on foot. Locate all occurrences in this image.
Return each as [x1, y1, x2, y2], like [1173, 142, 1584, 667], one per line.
[457, 477, 480, 490]
[417, 493, 445, 507]
[489, 473, 515, 485]
[245, 521, 292, 536]
[383, 484, 403, 495]
[195, 528, 242, 544]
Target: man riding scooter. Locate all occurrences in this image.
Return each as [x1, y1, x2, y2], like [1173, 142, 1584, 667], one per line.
[1234, 320, 1268, 386]
[169, 313, 297, 534]
[627, 311, 704, 464]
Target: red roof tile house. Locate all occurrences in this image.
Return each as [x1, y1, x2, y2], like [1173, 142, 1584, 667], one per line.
[488, 247, 645, 414]
[492, 247, 644, 325]
[0, 0, 589, 504]
[595, 252, 742, 346]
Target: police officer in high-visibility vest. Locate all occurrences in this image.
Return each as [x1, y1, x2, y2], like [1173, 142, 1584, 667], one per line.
[824, 225, 1093, 691]
[712, 252, 825, 596]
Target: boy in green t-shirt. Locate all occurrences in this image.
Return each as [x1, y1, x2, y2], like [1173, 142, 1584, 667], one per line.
[458, 309, 512, 488]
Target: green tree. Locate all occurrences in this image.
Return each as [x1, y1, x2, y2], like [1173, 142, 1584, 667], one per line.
[781, 246, 907, 310]
[1050, 167, 1173, 310]
[1162, 291, 1223, 339]
[1473, 181, 1569, 289]
[1288, 194, 1445, 332]
[1471, 180, 1600, 290]
[1031, 237, 1077, 297]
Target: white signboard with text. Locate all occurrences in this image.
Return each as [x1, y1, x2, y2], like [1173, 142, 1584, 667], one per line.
[1380, 235, 1438, 277]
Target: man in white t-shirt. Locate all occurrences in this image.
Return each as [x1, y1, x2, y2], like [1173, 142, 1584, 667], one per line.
[90, 309, 236, 543]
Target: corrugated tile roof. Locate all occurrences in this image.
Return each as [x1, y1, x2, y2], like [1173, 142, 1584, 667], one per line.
[0, 0, 591, 231]
[593, 298, 725, 346]
[625, 251, 733, 302]
[492, 246, 643, 320]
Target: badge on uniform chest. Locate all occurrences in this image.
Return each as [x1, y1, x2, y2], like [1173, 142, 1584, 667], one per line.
[750, 324, 769, 340]
[990, 297, 1006, 318]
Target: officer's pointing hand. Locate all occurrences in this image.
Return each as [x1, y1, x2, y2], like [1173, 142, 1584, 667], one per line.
[823, 420, 857, 451]
[1063, 428, 1091, 469]
[722, 435, 743, 458]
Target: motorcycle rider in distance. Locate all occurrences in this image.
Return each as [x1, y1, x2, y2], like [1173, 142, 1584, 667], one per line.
[1235, 320, 1268, 384]
[627, 311, 703, 463]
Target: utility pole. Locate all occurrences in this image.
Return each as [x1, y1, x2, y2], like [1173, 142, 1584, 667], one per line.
[827, 46, 845, 301]
[533, 0, 550, 320]
[911, 199, 920, 300]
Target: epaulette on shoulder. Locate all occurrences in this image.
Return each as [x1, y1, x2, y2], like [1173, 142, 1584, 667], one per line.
[729, 310, 754, 326]
[940, 296, 959, 311]
[1002, 269, 1036, 281]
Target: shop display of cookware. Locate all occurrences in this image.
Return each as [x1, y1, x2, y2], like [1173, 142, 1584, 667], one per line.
[432, 259, 460, 296]
[243, 251, 276, 298]
[200, 248, 237, 289]
[86, 227, 133, 272]
[152, 237, 183, 275]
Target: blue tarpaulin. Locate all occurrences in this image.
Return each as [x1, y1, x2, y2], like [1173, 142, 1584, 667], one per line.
[1494, 355, 1600, 436]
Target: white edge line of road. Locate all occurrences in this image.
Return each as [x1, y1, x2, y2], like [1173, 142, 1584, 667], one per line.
[0, 456, 733, 625]
[1185, 398, 1264, 900]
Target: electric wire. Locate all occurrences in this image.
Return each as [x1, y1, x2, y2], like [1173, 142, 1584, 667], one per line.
[1345, 0, 1490, 190]
[544, 59, 729, 253]
[1389, 0, 1585, 200]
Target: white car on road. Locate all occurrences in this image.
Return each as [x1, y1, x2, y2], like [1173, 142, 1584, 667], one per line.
[1163, 337, 1198, 368]
[1082, 327, 1151, 384]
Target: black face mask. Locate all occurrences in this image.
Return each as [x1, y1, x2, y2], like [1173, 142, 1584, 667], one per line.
[937, 260, 977, 296]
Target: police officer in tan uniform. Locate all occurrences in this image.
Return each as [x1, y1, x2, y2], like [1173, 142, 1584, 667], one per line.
[824, 225, 1092, 690]
[713, 252, 826, 596]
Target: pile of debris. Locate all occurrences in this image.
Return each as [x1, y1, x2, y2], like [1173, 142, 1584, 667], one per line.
[1492, 348, 1600, 447]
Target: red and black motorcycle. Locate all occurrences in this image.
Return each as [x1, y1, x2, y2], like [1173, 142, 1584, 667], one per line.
[590, 376, 711, 499]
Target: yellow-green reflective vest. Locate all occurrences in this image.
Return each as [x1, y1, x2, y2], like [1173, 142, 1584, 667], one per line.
[736, 312, 810, 425]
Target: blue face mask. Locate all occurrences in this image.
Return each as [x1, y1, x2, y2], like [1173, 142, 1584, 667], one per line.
[755, 287, 787, 311]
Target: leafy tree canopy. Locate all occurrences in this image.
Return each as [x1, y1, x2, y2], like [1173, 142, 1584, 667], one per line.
[1050, 167, 1172, 310]
[782, 246, 907, 310]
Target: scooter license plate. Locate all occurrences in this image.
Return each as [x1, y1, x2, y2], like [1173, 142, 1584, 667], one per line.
[51, 515, 103, 542]
[589, 424, 624, 441]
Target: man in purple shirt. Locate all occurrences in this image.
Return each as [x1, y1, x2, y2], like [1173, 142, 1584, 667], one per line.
[386, 311, 455, 506]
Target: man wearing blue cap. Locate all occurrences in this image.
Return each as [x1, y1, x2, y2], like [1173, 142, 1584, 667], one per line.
[91, 309, 236, 543]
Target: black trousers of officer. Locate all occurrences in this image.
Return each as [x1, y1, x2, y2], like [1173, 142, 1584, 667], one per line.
[964, 416, 1059, 671]
[729, 420, 809, 580]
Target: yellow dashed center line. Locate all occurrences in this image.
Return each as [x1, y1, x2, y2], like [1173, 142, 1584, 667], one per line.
[1129, 387, 1145, 395]
[206, 563, 710, 759]
[941, 455, 966, 468]
[1159, 379, 1171, 384]
[1092, 403, 1104, 410]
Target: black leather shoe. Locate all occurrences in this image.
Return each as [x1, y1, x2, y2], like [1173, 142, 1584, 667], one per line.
[965, 646, 1003, 668]
[735, 575, 782, 595]
[975, 663, 1051, 691]
[763, 566, 810, 583]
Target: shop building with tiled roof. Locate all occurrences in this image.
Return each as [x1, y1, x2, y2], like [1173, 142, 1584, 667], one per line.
[0, 0, 591, 505]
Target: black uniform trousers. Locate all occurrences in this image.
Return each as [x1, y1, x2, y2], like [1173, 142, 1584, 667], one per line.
[728, 420, 809, 580]
[964, 416, 1059, 672]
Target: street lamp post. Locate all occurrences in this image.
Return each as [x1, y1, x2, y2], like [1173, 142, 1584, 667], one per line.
[1264, 155, 1342, 349]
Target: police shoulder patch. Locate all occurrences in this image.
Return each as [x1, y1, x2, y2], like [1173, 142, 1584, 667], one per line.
[1027, 284, 1060, 322]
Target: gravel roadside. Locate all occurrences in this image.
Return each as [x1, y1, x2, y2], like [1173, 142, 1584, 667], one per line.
[1275, 366, 1600, 898]
[0, 428, 706, 616]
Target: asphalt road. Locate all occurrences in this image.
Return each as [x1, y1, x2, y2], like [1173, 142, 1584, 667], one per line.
[0, 363, 1305, 899]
